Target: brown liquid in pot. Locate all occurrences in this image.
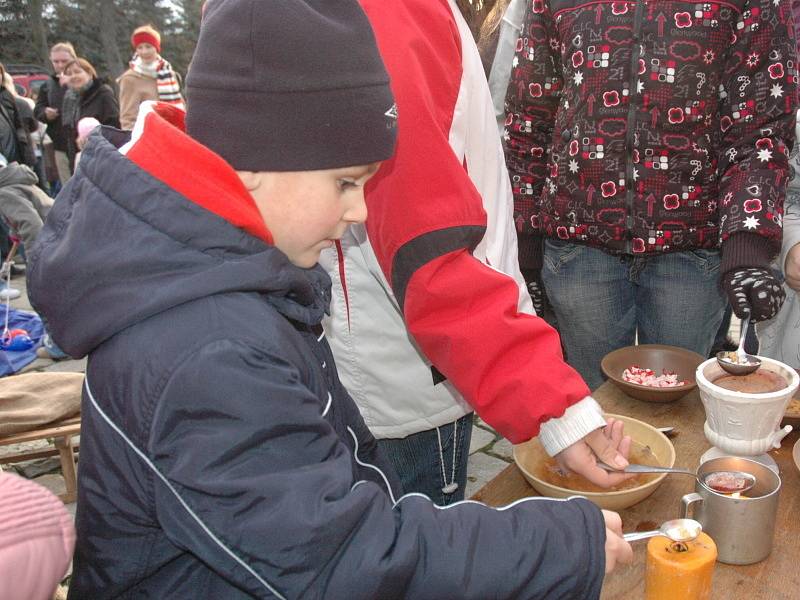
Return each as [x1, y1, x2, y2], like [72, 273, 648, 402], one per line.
[712, 371, 788, 394]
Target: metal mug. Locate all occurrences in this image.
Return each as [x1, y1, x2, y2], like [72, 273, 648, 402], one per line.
[681, 456, 781, 565]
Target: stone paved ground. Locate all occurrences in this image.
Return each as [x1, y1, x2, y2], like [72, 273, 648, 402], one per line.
[466, 417, 512, 497]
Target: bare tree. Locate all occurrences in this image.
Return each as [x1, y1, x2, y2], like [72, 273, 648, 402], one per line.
[95, 0, 124, 77]
[29, 0, 50, 66]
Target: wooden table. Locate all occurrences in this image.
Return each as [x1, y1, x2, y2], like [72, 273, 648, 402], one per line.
[471, 382, 800, 599]
[0, 415, 80, 503]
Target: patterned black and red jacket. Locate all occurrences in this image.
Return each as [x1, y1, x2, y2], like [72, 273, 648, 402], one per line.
[504, 0, 798, 273]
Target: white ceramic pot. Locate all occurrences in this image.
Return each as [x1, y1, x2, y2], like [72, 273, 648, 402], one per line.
[696, 357, 799, 456]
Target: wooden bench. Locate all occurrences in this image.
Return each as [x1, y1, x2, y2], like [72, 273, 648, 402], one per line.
[0, 415, 80, 503]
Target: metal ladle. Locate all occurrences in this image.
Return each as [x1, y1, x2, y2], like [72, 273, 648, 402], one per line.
[623, 518, 703, 543]
[716, 314, 761, 375]
[598, 463, 757, 494]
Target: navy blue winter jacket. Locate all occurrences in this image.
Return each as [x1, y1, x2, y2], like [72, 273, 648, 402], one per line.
[28, 128, 607, 599]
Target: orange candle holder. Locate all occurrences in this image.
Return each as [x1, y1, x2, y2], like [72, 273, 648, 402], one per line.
[645, 532, 716, 600]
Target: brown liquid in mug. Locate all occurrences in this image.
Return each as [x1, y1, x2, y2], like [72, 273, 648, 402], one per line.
[712, 370, 788, 394]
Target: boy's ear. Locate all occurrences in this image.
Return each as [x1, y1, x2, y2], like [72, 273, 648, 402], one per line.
[236, 170, 263, 192]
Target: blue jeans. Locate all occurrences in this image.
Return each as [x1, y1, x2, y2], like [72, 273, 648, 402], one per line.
[377, 412, 473, 506]
[542, 241, 726, 390]
[712, 304, 734, 353]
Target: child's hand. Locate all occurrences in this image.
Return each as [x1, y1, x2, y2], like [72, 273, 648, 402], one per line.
[555, 417, 634, 488]
[602, 510, 633, 574]
[785, 243, 800, 291]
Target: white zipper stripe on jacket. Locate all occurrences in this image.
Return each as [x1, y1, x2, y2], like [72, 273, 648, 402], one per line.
[83, 377, 287, 600]
[347, 427, 583, 511]
[321, 392, 332, 417]
[347, 427, 398, 504]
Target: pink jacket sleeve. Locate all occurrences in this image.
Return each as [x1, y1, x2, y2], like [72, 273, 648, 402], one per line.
[0, 471, 75, 600]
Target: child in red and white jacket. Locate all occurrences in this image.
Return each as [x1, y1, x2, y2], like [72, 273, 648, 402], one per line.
[321, 0, 632, 508]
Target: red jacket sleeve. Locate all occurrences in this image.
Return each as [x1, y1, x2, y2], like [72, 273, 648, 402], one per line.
[360, 0, 590, 443]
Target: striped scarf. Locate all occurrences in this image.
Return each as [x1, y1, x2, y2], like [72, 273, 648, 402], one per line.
[131, 55, 184, 108]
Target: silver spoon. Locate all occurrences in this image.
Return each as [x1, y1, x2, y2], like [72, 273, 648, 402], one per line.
[623, 518, 702, 543]
[598, 463, 757, 494]
[716, 314, 761, 375]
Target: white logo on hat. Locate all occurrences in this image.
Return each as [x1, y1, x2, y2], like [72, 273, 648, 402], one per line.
[384, 103, 398, 127]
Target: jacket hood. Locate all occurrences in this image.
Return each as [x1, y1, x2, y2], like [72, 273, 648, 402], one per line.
[27, 127, 331, 358]
[0, 163, 39, 187]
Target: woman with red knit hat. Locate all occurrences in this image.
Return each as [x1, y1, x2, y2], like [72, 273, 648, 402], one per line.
[117, 24, 184, 130]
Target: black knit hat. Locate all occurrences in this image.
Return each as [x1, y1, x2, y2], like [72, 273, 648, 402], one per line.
[186, 0, 397, 172]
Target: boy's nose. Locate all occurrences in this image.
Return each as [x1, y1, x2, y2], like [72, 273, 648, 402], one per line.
[345, 191, 368, 224]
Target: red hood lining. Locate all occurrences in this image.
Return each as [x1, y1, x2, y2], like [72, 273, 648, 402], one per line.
[125, 103, 273, 244]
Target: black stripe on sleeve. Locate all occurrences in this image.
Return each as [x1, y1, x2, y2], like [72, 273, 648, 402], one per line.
[391, 225, 486, 311]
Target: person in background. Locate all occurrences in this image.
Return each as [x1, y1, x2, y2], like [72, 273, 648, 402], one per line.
[487, 0, 523, 135]
[60, 58, 119, 172]
[504, 0, 796, 390]
[30, 88, 58, 197]
[34, 42, 76, 188]
[28, 1, 631, 597]
[453, 0, 512, 75]
[118, 24, 184, 130]
[72, 116, 100, 169]
[483, 0, 560, 328]
[0, 153, 21, 301]
[0, 161, 53, 263]
[2, 72, 49, 196]
[0, 63, 36, 169]
[759, 0, 800, 365]
[0, 62, 39, 299]
[28, 114, 50, 197]
[759, 175, 800, 367]
[753, 1, 800, 364]
[1, 151, 62, 350]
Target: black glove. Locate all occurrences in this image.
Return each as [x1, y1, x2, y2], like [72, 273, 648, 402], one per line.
[722, 267, 786, 322]
[521, 268, 548, 316]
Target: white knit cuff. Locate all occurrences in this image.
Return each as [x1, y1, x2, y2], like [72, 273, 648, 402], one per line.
[538, 397, 606, 457]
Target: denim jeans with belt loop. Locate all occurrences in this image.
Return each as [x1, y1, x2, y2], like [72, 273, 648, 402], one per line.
[542, 240, 727, 390]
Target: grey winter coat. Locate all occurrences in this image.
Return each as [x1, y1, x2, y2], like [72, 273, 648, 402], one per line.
[0, 162, 53, 248]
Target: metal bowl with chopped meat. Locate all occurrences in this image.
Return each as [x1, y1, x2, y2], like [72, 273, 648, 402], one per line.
[601, 345, 705, 402]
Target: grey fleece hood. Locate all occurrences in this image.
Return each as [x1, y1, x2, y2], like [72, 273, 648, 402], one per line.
[27, 128, 330, 358]
[0, 162, 39, 187]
